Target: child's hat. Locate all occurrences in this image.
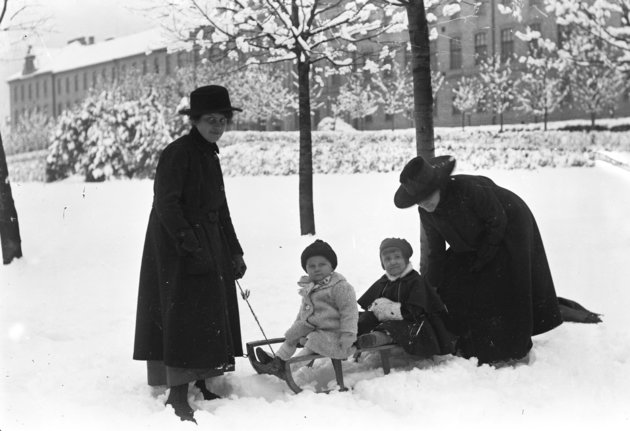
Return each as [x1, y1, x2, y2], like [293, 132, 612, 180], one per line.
[379, 238, 413, 261]
[301, 239, 338, 271]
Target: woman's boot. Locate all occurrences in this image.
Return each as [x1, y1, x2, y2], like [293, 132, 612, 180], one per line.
[165, 383, 196, 423]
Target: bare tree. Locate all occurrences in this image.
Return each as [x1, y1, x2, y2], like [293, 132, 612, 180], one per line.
[452, 76, 484, 130]
[478, 54, 516, 132]
[159, 0, 395, 235]
[0, 0, 25, 264]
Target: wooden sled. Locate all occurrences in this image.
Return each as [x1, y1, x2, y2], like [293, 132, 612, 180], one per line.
[246, 337, 396, 394]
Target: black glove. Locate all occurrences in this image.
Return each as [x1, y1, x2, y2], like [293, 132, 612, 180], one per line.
[176, 229, 201, 256]
[233, 254, 247, 279]
[471, 243, 499, 272]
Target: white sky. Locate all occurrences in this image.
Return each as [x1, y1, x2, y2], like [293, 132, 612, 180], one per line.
[0, 0, 157, 124]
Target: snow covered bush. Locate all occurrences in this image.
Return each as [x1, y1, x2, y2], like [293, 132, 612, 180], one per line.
[46, 89, 179, 182]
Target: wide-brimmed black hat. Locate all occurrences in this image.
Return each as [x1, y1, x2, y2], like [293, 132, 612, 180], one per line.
[178, 85, 242, 116]
[394, 155, 456, 209]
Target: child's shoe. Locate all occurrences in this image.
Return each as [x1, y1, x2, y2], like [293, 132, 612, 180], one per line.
[256, 347, 274, 364]
[356, 331, 394, 348]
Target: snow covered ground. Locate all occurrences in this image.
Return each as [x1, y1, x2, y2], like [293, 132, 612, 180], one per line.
[2, 161, 630, 431]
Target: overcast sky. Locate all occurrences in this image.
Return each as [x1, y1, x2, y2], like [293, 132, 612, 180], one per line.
[1, 0, 157, 123]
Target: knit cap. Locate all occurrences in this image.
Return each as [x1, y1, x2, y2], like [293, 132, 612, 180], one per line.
[301, 239, 338, 271]
[379, 238, 413, 261]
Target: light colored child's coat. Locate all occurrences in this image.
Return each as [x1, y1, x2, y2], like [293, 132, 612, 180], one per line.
[284, 272, 358, 359]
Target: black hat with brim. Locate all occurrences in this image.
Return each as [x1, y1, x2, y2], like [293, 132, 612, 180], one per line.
[394, 155, 456, 209]
[178, 85, 242, 116]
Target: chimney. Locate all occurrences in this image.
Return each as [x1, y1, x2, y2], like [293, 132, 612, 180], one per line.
[22, 45, 36, 75]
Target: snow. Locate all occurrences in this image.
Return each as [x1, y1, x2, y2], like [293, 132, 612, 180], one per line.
[2, 162, 630, 430]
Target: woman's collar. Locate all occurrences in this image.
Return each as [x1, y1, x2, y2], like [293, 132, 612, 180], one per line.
[385, 262, 414, 281]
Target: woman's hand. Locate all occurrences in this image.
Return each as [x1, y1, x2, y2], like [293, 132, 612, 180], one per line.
[233, 254, 247, 279]
[339, 332, 356, 350]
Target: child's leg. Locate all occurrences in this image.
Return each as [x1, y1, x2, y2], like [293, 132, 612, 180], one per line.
[357, 330, 394, 348]
[358, 311, 380, 335]
[275, 340, 299, 361]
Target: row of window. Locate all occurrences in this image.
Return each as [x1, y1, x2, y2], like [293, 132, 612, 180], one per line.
[439, 23, 546, 71]
[12, 51, 192, 104]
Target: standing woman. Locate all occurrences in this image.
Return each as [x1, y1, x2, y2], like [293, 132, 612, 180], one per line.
[133, 85, 247, 422]
[394, 155, 562, 365]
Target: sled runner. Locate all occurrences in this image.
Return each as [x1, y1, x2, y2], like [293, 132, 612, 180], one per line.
[246, 338, 397, 394]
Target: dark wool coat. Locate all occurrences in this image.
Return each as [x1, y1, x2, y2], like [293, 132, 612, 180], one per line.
[419, 174, 562, 364]
[133, 127, 244, 370]
[357, 270, 456, 357]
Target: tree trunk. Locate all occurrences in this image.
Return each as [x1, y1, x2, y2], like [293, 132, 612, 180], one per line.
[405, 0, 434, 159]
[544, 108, 548, 131]
[0, 132, 23, 264]
[296, 56, 315, 235]
[499, 111, 504, 133]
[461, 112, 465, 130]
[590, 112, 596, 127]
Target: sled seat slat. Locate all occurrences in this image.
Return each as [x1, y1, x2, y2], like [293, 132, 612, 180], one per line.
[246, 338, 396, 394]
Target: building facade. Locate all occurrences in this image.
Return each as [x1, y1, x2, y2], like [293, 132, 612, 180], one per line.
[7, 4, 630, 131]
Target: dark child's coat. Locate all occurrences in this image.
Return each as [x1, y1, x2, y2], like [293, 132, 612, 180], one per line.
[419, 174, 562, 364]
[358, 269, 456, 357]
[133, 127, 244, 370]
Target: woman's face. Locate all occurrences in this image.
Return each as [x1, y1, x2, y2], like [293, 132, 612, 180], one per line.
[195, 113, 228, 143]
[381, 248, 407, 278]
[418, 189, 441, 212]
[305, 255, 333, 283]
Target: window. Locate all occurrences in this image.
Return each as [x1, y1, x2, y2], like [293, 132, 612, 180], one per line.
[44, 80, 48, 97]
[83, 72, 88, 90]
[28, 83, 32, 100]
[476, 0, 486, 16]
[154, 57, 160, 74]
[474, 32, 488, 65]
[58, 103, 63, 114]
[20, 84, 24, 101]
[449, 37, 462, 70]
[500, 28, 514, 62]
[430, 40, 438, 70]
[36, 81, 40, 98]
[66, 77, 70, 94]
[143, 59, 148, 74]
[74, 74, 79, 91]
[57, 78, 61, 94]
[165, 56, 171, 75]
[557, 24, 567, 49]
[93, 71, 97, 86]
[452, 94, 460, 115]
[112, 67, 116, 81]
[528, 23, 542, 55]
[13, 86, 17, 102]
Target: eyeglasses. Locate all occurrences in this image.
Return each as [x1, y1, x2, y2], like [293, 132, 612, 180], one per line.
[200, 115, 228, 127]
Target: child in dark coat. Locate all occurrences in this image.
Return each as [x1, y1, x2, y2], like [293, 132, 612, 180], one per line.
[357, 238, 456, 358]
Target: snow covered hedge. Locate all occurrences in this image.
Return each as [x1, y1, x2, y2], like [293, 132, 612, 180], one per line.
[218, 129, 630, 176]
[45, 116, 630, 181]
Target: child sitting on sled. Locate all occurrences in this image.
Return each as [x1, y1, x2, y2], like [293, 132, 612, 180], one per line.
[356, 238, 456, 358]
[257, 239, 359, 376]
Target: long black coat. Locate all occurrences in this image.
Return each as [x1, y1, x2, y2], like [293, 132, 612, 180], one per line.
[133, 127, 244, 370]
[419, 175, 562, 364]
[357, 270, 456, 357]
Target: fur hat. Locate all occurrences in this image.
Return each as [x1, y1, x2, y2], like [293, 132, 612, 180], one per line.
[178, 85, 242, 116]
[301, 239, 338, 271]
[394, 155, 456, 209]
[379, 238, 413, 261]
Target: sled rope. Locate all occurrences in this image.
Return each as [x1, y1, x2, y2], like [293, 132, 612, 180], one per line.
[236, 280, 275, 355]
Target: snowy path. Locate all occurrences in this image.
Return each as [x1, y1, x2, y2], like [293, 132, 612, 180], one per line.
[1, 163, 630, 430]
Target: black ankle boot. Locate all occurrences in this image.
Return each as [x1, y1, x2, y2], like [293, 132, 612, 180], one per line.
[195, 379, 221, 400]
[166, 383, 196, 423]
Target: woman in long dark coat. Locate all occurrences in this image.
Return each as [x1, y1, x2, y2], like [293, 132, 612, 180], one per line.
[133, 85, 247, 422]
[394, 155, 563, 365]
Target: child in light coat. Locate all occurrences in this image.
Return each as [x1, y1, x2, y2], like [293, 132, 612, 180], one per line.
[257, 240, 358, 374]
[356, 238, 456, 357]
